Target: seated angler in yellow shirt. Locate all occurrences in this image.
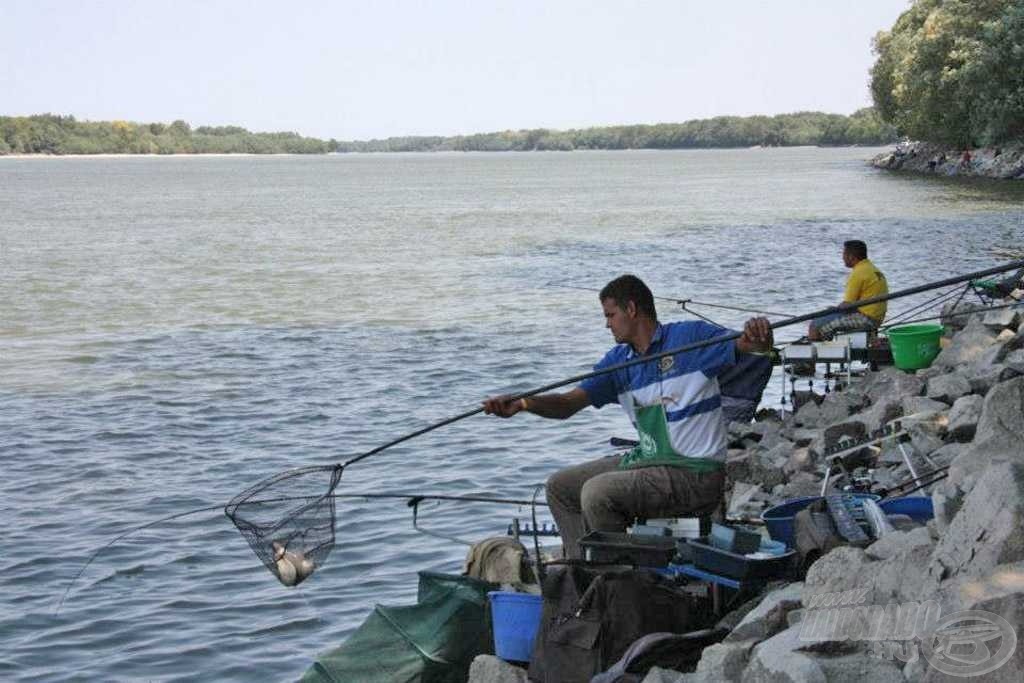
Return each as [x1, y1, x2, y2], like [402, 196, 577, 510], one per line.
[808, 240, 888, 341]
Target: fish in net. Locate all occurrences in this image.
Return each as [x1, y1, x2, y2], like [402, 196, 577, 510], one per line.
[225, 464, 343, 587]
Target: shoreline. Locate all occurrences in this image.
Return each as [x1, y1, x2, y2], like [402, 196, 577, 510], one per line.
[870, 140, 1024, 180]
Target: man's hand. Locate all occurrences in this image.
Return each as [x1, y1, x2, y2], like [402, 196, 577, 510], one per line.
[737, 316, 773, 353]
[482, 394, 526, 418]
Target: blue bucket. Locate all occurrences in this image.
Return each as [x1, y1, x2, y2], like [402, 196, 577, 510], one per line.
[879, 496, 934, 523]
[488, 591, 543, 662]
[761, 494, 880, 547]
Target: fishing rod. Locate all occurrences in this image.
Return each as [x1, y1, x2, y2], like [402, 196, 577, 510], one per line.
[547, 282, 794, 318]
[56, 491, 545, 613]
[342, 258, 1024, 470]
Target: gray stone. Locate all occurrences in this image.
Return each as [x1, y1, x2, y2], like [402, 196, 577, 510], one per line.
[929, 441, 969, 466]
[741, 627, 827, 683]
[901, 396, 950, 414]
[865, 525, 933, 561]
[727, 583, 804, 643]
[696, 641, 753, 681]
[855, 397, 904, 435]
[803, 547, 872, 607]
[983, 305, 1022, 330]
[931, 480, 964, 534]
[750, 444, 792, 489]
[916, 365, 945, 381]
[933, 317, 999, 369]
[940, 300, 987, 330]
[783, 447, 815, 476]
[642, 666, 702, 683]
[783, 428, 818, 448]
[817, 391, 868, 427]
[967, 376, 1024, 463]
[467, 655, 528, 683]
[815, 653, 904, 683]
[966, 362, 1012, 395]
[728, 482, 763, 519]
[793, 400, 823, 429]
[997, 327, 1018, 342]
[921, 562, 1024, 683]
[928, 462, 1024, 585]
[947, 394, 984, 441]
[863, 366, 924, 404]
[781, 472, 823, 498]
[926, 372, 972, 404]
[726, 449, 752, 482]
[1004, 348, 1024, 374]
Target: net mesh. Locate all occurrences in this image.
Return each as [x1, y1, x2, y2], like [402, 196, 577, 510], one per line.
[225, 464, 343, 587]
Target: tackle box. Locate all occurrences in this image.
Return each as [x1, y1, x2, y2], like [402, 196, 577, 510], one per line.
[578, 531, 677, 567]
[688, 536, 797, 581]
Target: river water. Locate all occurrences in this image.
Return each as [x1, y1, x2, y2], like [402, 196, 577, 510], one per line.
[2, 148, 1023, 681]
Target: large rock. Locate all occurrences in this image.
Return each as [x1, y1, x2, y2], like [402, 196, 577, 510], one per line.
[467, 655, 528, 683]
[1004, 348, 1024, 375]
[727, 583, 804, 643]
[781, 472, 822, 498]
[750, 444, 792, 489]
[817, 391, 868, 427]
[933, 317, 999, 369]
[983, 305, 1022, 330]
[931, 480, 965, 534]
[926, 372, 972, 404]
[741, 626, 828, 683]
[928, 462, 1024, 585]
[921, 561, 1024, 683]
[954, 376, 1024, 489]
[865, 526, 933, 562]
[940, 301, 987, 331]
[863, 367, 924, 404]
[803, 547, 872, 606]
[947, 394, 984, 441]
[793, 401, 823, 429]
[901, 396, 950, 414]
[965, 362, 1013, 396]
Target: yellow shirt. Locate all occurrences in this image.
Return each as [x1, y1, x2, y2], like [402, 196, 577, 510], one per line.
[844, 258, 888, 323]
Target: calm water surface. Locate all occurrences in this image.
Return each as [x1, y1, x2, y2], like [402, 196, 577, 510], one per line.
[2, 149, 1023, 681]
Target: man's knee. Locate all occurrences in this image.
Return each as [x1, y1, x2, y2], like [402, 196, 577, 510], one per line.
[546, 466, 577, 506]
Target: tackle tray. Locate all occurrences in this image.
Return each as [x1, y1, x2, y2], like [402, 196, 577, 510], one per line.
[689, 536, 797, 581]
[578, 531, 677, 567]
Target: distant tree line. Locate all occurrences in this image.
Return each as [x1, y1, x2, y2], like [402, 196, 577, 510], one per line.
[334, 109, 897, 152]
[0, 115, 336, 155]
[1, 110, 898, 156]
[870, 0, 1024, 147]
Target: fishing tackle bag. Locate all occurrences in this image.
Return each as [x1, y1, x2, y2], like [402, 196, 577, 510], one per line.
[527, 565, 710, 683]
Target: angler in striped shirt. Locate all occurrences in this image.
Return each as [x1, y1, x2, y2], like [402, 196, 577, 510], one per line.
[483, 274, 772, 559]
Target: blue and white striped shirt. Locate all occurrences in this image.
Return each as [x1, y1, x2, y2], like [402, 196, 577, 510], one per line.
[579, 321, 735, 462]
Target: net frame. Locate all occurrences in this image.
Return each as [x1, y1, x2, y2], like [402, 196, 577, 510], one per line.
[225, 464, 343, 584]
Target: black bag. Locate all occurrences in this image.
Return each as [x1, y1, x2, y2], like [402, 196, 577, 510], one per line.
[527, 565, 710, 683]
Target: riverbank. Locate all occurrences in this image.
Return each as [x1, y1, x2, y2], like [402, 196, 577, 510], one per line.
[871, 141, 1024, 180]
[475, 294, 1024, 681]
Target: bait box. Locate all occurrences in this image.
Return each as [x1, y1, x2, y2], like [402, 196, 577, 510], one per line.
[689, 536, 797, 580]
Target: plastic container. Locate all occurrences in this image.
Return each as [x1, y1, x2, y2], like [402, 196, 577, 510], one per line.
[688, 537, 797, 580]
[879, 496, 934, 523]
[887, 324, 944, 371]
[761, 494, 880, 547]
[488, 591, 543, 662]
[579, 531, 677, 567]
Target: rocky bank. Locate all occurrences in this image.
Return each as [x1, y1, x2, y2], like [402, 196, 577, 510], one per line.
[473, 295, 1024, 682]
[871, 141, 1024, 180]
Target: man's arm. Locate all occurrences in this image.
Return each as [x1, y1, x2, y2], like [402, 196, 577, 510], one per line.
[482, 387, 591, 420]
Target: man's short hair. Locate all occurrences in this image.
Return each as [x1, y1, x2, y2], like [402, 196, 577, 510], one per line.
[599, 274, 657, 319]
[844, 240, 868, 260]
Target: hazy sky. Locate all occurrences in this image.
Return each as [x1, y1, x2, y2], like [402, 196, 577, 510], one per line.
[2, 1, 910, 140]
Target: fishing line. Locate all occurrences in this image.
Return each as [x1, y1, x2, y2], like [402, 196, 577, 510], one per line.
[56, 492, 547, 614]
[880, 300, 1023, 330]
[342, 259, 1024, 471]
[884, 283, 971, 327]
[546, 282, 794, 318]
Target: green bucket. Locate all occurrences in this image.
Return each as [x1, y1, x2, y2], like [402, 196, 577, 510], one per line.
[887, 324, 944, 370]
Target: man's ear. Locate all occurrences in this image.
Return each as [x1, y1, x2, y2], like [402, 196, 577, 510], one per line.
[626, 300, 638, 318]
